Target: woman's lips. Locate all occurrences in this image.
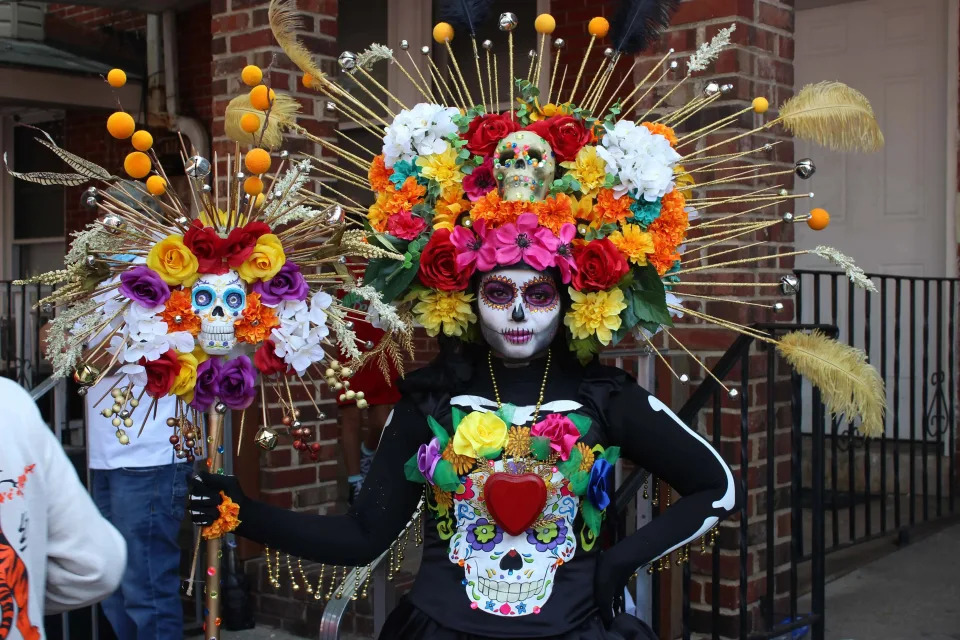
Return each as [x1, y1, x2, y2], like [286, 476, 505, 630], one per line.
[501, 329, 533, 345]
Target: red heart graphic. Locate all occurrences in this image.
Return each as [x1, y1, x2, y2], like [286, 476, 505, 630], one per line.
[484, 472, 547, 536]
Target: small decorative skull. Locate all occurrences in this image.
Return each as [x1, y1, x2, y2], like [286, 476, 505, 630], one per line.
[493, 131, 556, 203]
[192, 271, 247, 355]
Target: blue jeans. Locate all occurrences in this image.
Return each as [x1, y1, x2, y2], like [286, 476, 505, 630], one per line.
[92, 464, 190, 640]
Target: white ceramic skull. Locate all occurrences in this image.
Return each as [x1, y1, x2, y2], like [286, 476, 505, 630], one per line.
[191, 271, 247, 354]
[478, 267, 561, 361]
[493, 131, 556, 202]
[448, 461, 578, 616]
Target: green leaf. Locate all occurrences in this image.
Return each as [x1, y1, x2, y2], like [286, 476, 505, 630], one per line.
[530, 436, 552, 461]
[378, 256, 420, 302]
[569, 470, 590, 496]
[433, 460, 461, 491]
[582, 501, 602, 536]
[557, 447, 582, 478]
[569, 337, 599, 364]
[427, 415, 450, 450]
[567, 413, 592, 438]
[495, 403, 516, 426]
[633, 264, 673, 327]
[461, 164, 474, 175]
[600, 445, 621, 465]
[404, 454, 426, 483]
[451, 406, 466, 431]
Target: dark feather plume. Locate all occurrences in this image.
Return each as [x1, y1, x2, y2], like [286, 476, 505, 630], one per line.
[438, 0, 495, 37]
[611, 0, 680, 54]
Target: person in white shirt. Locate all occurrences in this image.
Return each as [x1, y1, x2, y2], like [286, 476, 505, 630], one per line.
[0, 377, 126, 640]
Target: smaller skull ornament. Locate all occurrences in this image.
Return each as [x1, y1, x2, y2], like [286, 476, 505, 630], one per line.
[493, 131, 556, 203]
[478, 266, 561, 361]
[192, 271, 247, 355]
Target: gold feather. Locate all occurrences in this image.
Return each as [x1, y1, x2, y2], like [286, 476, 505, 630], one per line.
[224, 92, 300, 150]
[776, 331, 885, 438]
[776, 81, 884, 152]
[268, 0, 326, 88]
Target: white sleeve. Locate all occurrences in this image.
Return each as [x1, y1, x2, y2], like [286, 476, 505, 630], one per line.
[13, 390, 129, 613]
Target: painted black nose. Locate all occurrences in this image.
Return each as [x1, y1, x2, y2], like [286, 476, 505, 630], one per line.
[512, 304, 525, 322]
[212, 306, 224, 317]
[499, 549, 523, 571]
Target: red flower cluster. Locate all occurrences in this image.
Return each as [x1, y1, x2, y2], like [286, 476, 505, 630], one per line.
[254, 340, 289, 376]
[462, 112, 520, 156]
[142, 349, 182, 398]
[525, 115, 592, 162]
[418, 228, 473, 290]
[182, 220, 272, 274]
[572, 238, 629, 292]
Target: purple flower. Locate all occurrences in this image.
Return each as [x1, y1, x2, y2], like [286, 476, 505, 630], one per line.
[417, 437, 442, 484]
[467, 518, 503, 551]
[463, 158, 497, 201]
[218, 355, 257, 410]
[252, 262, 309, 306]
[525, 518, 568, 552]
[120, 265, 171, 308]
[190, 358, 222, 412]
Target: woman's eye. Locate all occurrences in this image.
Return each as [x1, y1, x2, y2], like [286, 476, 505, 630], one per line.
[482, 282, 515, 305]
[524, 284, 558, 308]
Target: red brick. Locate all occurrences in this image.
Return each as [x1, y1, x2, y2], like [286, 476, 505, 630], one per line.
[261, 466, 318, 490]
[230, 28, 276, 53]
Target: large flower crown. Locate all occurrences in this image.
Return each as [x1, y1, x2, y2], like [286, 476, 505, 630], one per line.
[364, 101, 690, 359]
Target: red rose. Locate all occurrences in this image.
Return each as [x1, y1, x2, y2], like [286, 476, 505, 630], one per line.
[525, 115, 591, 162]
[141, 349, 181, 398]
[223, 221, 272, 268]
[183, 220, 227, 275]
[386, 210, 428, 240]
[462, 113, 521, 157]
[254, 341, 289, 376]
[418, 228, 473, 291]
[572, 238, 629, 292]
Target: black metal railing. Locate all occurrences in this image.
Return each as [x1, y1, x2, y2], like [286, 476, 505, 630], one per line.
[795, 271, 958, 553]
[1, 280, 54, 388]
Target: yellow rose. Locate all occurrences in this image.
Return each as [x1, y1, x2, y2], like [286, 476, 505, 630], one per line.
[147, 235, 199, 286]
[237, 233, 286, 283]
[453, 411, 508, 459]
[170, 351, 199, 402]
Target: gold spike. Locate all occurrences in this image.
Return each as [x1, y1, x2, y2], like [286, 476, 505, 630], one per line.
[534, 33, 547, 88]
[676, 249, 812, 275]
[599, 58, 638, 115]
[681, 240, 766, 266]
[672, 291, 779, 309]
[334, 129, 377, 160]
[616, 49, 674, 118]
[485, 46, 495, 111]
[393, 54, 435, 104]
[676, 106, 755, 147]
[472, 39, 487, 112]
[580, 58, 607, 109]
[404, 49, 438, 103]
[442, 39, 476, 106]
[546, 43, 562, 105]
[427, 55, 460, 108]
[507, 29, 515, 117]
[588, 55, 621, 113]
[355, 65, 410, 111]
[447, 65, 469, 110]
[639, 331, 683, 382]
[526, 47, 537, 82]
[638, 74, 690, 122]
[493, 53, 500, 111]
[555, 64, 569, 105]
[682, 220, 782, 254]
[666, 307, 774, 344]
[567, 34, 596, 103]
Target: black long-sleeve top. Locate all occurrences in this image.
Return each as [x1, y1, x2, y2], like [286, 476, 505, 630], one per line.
[234, 353, 739, 637]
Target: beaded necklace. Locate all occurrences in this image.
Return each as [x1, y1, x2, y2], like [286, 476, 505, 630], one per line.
[487, 348, 552, 425]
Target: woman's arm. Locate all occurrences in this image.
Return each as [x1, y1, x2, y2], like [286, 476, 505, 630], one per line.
[190, 396, 427, 567]
[595, 383, 741, 616]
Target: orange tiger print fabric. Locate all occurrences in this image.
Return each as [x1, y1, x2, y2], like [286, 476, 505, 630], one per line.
[0, 525, 39, 640]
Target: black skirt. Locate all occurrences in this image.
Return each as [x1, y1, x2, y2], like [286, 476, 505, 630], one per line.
[379, 598, 659, 640]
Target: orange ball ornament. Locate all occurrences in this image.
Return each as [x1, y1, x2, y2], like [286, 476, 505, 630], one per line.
[107, 112, 136, 139]
[244, 148, 271, 175]
[588, 17, 610, 37]
[807, 208, 830, 231]
[241, 65, 263, 87]
[249, 85, 275, 111]
[302, 73, 314, 89]
[535, 14, 556, 34]
[752, 97, 770, 114]
[240, 113, 260, 134]
[243, 176, 264, 196]
[146, 175, 167, 195]
[433, 22, 454, 43]
[107, 69, 127, 88]
[124, 152, 152, 179]
[131, 130, 153, 151]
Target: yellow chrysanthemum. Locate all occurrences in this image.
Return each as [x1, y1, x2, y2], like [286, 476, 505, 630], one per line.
[609, 224, 655, 266]
[413, 289, 477, 337]
[564, 287, 627, 345]
[417, 148, 463, 200]
[504, 426, 532, 458]
[443, 441, 475, 475]
[577, 442, 595, 471]
[433, 185, 469, 231]
[560, 146, 608, 198]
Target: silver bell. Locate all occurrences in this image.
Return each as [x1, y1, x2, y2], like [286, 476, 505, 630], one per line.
[499, 12, 518, 31]
[795, 158, 816, 179]
[482, 39, 493, 50]
[86, 186, 98, 196]
[399, 39, 410, 50]
[201, 184, 212, 192]
[215, 402, 227, 414]
[704, 82, 720, 96]
[186, 156, 211, 178]
[280, 150, 289, 158]
[84, 196, 98, 209]
[780, 275, 800, 296]
[102, 214, 122, 230]
[338, 51, 358, 71]
[326, 101, 337, 112]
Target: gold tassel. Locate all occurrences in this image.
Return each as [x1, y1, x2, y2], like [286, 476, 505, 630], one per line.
[269, 0, 326, 85]
[776, 331, 886, 437]
[776, 81, 884, 152]
[224, 93, 300, 150]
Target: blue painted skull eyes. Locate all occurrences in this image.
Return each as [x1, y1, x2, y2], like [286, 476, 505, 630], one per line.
[224, 288, 245, 310]
[192, 286, 246, 311]
[193, 287, 214, 310]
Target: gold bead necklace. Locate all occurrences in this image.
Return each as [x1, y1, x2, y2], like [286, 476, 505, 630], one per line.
[487, 349, 552, 425]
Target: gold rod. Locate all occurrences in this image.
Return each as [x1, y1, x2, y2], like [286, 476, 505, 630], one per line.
[696, 169, 797, 188]
[526, 48, 537, 82]
[616, 49, 674, 118]
[485, 47, 495, 111]
[427, 57, 460, 108]
[684, 217, 778, 243]
[392, 54, 435, 103]
[508, 30, 515, 118]
[334, 129, 377, 159]
[567, 34, 596, 102]
[682, 220, 783, 256]
[667, 303, 775, 343]
[621, 68, 670, 118]
[589, 55, 621, 112]
[447, 64, 469, 110]
[546, 47, 561, 105]
[555, 65, 569, 105]
[599, 58, 638, 114]
[494, 53, 500, 111]
[356, 65, 410, 111]
[443, 40, 475, 106]
[640, 331, 683, 382]
[534, 33, 546, 88]
[662, 327, 732, 392]
[638, 74, 689, 122]
[682, 118, 783, 161]
[677, 106, 754, 146]
[472, 38, 487, 113]
[404, 49, 438, 103]
[677, 249, 811, 275]
[349, 70, 397, 117]
[674, 291, 778, 309]
[580, 58, 607, 108]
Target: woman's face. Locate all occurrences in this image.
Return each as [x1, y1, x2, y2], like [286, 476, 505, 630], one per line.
[476, 266, 562, 361]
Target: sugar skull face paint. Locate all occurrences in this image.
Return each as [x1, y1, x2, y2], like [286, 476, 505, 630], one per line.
[477, 266, 561, 360]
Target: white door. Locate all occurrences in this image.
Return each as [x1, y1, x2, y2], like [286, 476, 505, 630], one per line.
[794, 0, 951, 441]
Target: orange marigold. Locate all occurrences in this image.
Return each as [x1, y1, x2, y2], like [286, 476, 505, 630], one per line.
[469, 190, 519, 228]
[201, 491, 241, 540]
[534, 193, 577, 234]
[161, 289, 201, 337]
[235, 292, 280, 344]
[589, 189, 633, 226]
[648, 236, 681, 275]
[642, 121, 678, 147]
[368, 154, 393, 192]
[647, 189, 688, 274]
[368, 191, 391, 232]
[386, 176, 426, 213]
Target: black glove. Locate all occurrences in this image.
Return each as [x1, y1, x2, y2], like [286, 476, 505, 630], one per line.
[187, 472, 247, 526]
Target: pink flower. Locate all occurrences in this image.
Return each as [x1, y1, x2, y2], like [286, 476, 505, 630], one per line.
[386, 210, 427, 240]
[531, 413, 581, 461]
[463, 158, 498, 201]
[452, 219, 497, 272]
[554, 223, 578, 284]
[493, 213, 556, 271]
